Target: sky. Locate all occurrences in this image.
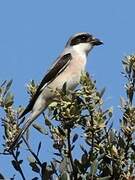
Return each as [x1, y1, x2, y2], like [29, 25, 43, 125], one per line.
[0, 0, 135, 179]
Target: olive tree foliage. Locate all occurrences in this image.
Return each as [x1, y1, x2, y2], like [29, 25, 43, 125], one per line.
[0, 55, 135, 180]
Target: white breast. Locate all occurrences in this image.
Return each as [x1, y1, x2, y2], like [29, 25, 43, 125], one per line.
[47, 51, 87, 93]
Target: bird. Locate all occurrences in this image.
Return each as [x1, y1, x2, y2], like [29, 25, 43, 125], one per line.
[8, 32, 103, 151]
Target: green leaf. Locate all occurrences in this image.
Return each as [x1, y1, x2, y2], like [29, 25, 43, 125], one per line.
[37, 141, 41, 156]
[118, 135, 126, 149]
[58, 126, 65, 136]
[0, 88, 2, 95]
[32, 177, 38, 180]
[108, 107, 113, 118]
[54, 152, 61, 156]
[11, 160, 20, 171]
[97, 176, 111, 180]
[28, 156, 40, 173]
[16, 151, 20, 158]
[45, 117, 52, 127]
[4, 92, 14, 107]
[90, 160, 98, 176]
[27, 156, 35, 163]
[74, 159, 84, 172]
[31, 80, 36, 86]
[41, 163, 54, 179]
[3, 79, 13, 96]
[72, 133, 78, 144]
[60, 172, 70, 180]
[62, 82, 67, 95]
[49, 101, 58, 108]
[1, 80, 7, 87]
[19, 160, 23, 164]
[99, 87, 106, 97]
[29, 162, 40, 173]
[71, 146, 75, 153]
[0, 173, 5, 179]
[33, 123, 46, 135]
[80, 145, 87, 154]
[81, 153, 88, 165]
[120, 97, 127, 109]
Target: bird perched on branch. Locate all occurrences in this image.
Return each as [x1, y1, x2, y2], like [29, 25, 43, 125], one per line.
[8, 32, 103, 151]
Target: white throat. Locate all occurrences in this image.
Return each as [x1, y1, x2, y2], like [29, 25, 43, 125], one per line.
[72, 43, 92, 58]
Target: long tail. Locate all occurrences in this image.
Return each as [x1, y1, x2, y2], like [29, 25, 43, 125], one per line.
[8, 111, 42, 151]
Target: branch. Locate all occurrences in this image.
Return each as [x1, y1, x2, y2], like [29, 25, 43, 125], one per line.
[11, 150, 26, 180]
[89, 108, 94, 155]
[22, 137, 42, 167]
[67, 128, 77, 179]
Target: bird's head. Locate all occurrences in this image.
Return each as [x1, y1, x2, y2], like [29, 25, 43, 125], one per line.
[66, 32, 103, 55]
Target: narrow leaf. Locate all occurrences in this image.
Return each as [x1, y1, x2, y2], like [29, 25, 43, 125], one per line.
[45, 117, 52, 127]
[12, 160, 20, 171]
[58, 126, 65, 136]
[3, 80, 13, 96]
[72, 133, 78, 144]
[54, 153, 61, 156]
[4, 92, 14, 107]
[62, 82, 67, 95]
[100, 87, 106, 97]
[0, 173, 5, 179]
[90, 160, 98, 176]
[29, 162, 40, 173]
[37, 141, 41, 156]
[32, 177, 38, 180]
[98, 176, 111, 180]
[71, 145, 75, 151]
[33, 123, 46, 134]
[19, 160, 23, 164]
[60, 172, 70, 180]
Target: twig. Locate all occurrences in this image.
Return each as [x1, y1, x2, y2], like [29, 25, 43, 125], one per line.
[88, 108, 94, 180]
[67, 128, 77, 179]
[125, 134, 132, 160]
[22, 137, 42, 167]
[11, 150, 26, 180]
[90, 109, 94, 155]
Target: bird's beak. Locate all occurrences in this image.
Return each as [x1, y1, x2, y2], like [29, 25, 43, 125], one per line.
[91, 37, 103, 46]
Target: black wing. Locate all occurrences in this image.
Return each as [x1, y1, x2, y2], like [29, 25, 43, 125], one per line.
[19, 53, 72, 118]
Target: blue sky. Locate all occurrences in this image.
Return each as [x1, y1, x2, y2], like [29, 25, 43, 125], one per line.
[0, 0, 135, 179]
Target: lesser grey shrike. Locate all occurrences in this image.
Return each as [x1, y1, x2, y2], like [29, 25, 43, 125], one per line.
[9, 32, 103, 150]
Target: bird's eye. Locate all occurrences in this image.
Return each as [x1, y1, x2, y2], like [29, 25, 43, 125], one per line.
[70, 34, 92, 46]
[81, 35, 87, 40]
